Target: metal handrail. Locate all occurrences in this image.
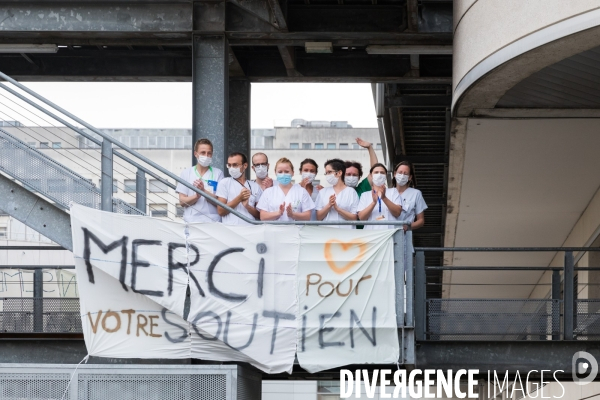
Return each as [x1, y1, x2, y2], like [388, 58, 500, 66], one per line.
[0, 71, 410, 226]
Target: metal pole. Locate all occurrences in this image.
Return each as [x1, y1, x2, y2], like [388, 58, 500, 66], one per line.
[564, 251, 574, 340]
[135, 169, 147, 213]
[393, 230, 405, 327]
[414, 250, 425, 340]
[552, 269, 561, 340]
[33, 269, 43, 333]
[101, 140, 113, 212]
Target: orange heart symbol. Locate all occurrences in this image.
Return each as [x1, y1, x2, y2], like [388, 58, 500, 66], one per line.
[324, 239, 367, 274]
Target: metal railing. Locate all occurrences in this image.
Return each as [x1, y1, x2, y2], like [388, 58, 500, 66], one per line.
[414, 247, 600, 341]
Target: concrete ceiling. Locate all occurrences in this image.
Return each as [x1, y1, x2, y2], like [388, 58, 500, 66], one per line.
[446, 118, 600, 298]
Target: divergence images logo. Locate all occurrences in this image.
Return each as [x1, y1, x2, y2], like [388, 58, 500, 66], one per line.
[572, 351, 598, 385]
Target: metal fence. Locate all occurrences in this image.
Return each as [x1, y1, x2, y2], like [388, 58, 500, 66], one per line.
[415, 247, 600, 341]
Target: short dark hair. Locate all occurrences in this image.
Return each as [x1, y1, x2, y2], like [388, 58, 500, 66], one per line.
[393, 160, 416, 187]
[228, 152, 248, 165]
[325, 158, 346, 181]
[344, 160, 363, 178]
[194, 138, 213, 152]
[300, 158, 318, 172]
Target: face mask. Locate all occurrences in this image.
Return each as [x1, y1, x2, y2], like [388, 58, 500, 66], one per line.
[197, 155, 212, 167]
[254, 165, 268, 179]
[396, 174, 409, 186]
[229, 167, 243, 179]
[373, 173, 387, 187]
[302, 172, 316, 183]
[276, 173, 292, 185]
[344, 176, 359, 187]
[325, 174, 339, 186]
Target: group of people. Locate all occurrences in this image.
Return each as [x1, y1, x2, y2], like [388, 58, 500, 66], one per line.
[175, 137, 427, 235]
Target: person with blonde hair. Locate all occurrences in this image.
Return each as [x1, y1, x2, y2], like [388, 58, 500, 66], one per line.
[256, 157, 314, 222]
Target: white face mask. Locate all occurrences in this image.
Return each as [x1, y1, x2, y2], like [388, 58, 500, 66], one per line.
[229, 167, 243, 179]
[197, 155, 212, 167]
[396, 173, 409, 186]
[372, 173, 387, 187]
[325, 174, 339, 186]
[344, 176, 359, 187]
[302, 172, 316, 183]
[254, 165, 268, 179]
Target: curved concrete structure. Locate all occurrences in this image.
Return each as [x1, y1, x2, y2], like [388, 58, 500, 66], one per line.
[453, 0, 600, 116]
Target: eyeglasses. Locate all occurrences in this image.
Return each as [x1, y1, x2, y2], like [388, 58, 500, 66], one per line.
[253, 163, 268, 168]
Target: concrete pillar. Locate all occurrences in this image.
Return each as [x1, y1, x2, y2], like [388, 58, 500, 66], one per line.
[192, 1, 228, 170]
[228, 79, 251, 177]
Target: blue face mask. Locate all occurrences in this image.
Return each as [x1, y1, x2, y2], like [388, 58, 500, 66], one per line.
[276, 173, 292, 185]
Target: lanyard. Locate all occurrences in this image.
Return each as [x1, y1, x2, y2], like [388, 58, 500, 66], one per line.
[234, 178, 253, 195]
[194, 165, 213, 181]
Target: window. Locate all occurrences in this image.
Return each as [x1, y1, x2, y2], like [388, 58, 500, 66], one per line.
[40, 142, 49, 149]
[99, 179, 118, 193]
[376, 143, 382, 150]
[339, 143, 349, 149]
[0, 226, 6, 238]
[150, 204, 168, 218]
[27, 142, 36, 148]
[149, 179, 168, 193]
[302, 143, 311, 149]
[48, 179, 67, 193]
[327, 143, 336, 149]
[52, 142, 62, 149]
[290, 143, 299, 149]
[176, 205, 184, 218]
[124, 179, 136, 193]
[352, 143, 360, 150]
[315, 143, 324, 149]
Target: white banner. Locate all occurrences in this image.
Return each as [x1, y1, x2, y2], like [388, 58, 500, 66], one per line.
[297, 227, 399, 373]
[70, 204, 399, 374]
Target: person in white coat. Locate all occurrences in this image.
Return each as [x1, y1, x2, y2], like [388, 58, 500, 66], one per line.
[216, 152, 262, 225]
[394, 160, 428, 253]
[256, 157, 314, 222]
[357, 163, 402, 229]
[315, 158, 359, 229]
[299, 158, 320, 221]
[176, 138, 224, 223]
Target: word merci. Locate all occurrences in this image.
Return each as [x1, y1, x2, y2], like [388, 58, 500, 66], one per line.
[340, 369, 479, 399]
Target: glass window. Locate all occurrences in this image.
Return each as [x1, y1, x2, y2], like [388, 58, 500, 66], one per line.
[352, 143, 360, 149]
[315, 143, 324, 149]
[124, 179, 136, 193]
[98, 179, 118, 193]
[176, 205, 184, 218]
[149, 179, 168, 193]
[376, 143, 382, 150]
[327, 143, 336, 149]
[150, 204, 168, 218]
[339, 143, 349, 149]
[52, 142, 61, 149]
[302, 143, 311, 149]
[290, 143, 299, 149]
[40, 142, 49, 149]
[27, 142, 36, 148]
[0, 226, 6, 238]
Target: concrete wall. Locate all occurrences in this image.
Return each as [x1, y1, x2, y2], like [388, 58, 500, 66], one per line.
[453, 0, 600, 92]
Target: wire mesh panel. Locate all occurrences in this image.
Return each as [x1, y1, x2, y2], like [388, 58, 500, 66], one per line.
[78, 374, 227, 400]
[0, 128, 144, 215]
[575, 300, 600, 340]
[0, 373, 70, 399]
[427, 299, 561, 340]
[0, 298, 82, 333]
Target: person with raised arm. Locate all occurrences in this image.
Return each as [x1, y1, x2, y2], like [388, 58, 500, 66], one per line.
[315, 158, 359, 229]
[216, 152, 262, 225]
[251, 152, 274, 191]
[345, 137, 379, 197]
[357, 163, 402, 229]
[256, 157, 314, 222]
[176, 138, 224, 223]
